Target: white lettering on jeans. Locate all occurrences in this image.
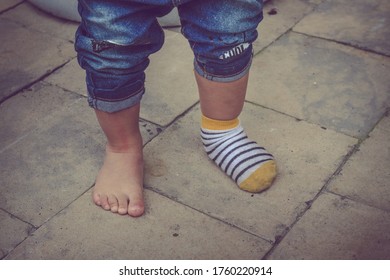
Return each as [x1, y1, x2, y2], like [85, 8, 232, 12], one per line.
[219, 43, 250, 60]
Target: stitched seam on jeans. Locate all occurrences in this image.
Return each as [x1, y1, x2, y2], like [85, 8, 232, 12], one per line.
[93, 87, 144, 102]
[196, 57, 252, 79]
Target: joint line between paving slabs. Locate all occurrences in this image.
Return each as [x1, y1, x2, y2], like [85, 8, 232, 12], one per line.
[0, 97, 83, 155]
[145, 185, 274, 244]
[1, 182, 95, 259]
[261, 142, 361, 259]
[141, 101, 200, 148]
[0, 59, 75, 105]
[292, 30, 390, 58]
[163, 100, 200, 129]
[0, 0, 26, 16]
[0, 206, 37, 230]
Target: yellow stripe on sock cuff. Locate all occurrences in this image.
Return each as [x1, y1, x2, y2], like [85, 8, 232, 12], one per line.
[201, 115, 239, 130]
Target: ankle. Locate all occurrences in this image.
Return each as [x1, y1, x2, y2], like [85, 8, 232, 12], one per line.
[106, 136, 143, 154]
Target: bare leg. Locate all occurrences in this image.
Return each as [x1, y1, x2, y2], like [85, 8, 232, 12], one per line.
[195, 71, 248, 120]
[93, 104, 144, 217]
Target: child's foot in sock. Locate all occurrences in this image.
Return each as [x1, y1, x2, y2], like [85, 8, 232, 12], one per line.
[92, 138, 144, 217]
[201, 115, 276, 193]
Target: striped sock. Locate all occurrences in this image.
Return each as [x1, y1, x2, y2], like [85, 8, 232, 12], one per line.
[201, 115, 277, 193]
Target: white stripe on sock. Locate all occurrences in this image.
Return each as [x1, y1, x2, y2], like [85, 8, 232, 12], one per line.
[201, 125, 273, 184]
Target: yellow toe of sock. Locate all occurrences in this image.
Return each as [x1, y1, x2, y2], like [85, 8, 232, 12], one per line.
[239, 160, 277, 193]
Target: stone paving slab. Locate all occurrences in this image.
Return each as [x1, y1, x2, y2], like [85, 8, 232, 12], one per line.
[0, 17, 75, 102]
[0, 209, 34, 259]
[144, 103, 356, 241]
[327, 113, 390, 211]
[254, 0, 317, 54]
[294, 0, 390, 56]
[0, 82, 80, 150]
[6, 189, 271, 259]
[0, 0, 23, 12]
[142, 30, 198, 126]
[248, 32, 390, 138]
[268, 193, 390, 259]
[2, 2, 78, 43]
[0, 99, 101, 227]
[0, 86, 159, 227]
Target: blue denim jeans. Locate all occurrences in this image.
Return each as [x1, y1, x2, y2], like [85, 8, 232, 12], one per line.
[75, 0, 264, 112]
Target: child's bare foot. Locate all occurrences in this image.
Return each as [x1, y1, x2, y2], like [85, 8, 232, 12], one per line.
[92, 141, 144, 217]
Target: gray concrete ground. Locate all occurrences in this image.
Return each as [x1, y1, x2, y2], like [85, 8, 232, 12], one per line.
[0, 0, 389, 260]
